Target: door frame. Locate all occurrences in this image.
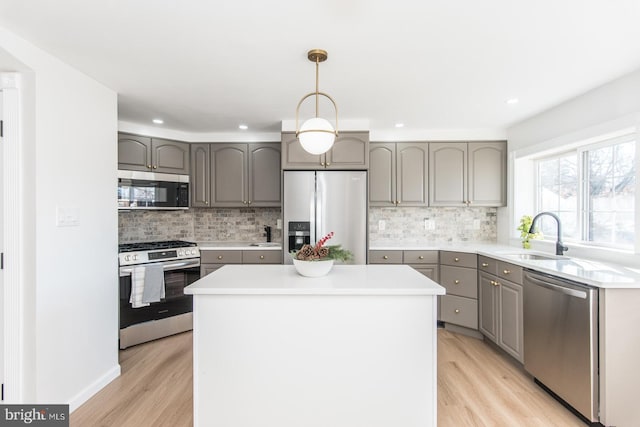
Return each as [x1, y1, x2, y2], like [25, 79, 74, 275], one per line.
[1, 72, 25, 402]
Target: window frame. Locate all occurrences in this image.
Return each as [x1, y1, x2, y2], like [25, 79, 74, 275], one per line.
[534, 133, 636, 250]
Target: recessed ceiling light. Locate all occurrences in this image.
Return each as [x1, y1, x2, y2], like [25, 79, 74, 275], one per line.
[152, 118, 164, 124]
[238, 124, 249, 130]
[506, 98, 519, 105]
[395, 123, 405, 128]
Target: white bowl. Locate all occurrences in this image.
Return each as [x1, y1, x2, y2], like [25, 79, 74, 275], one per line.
[292, 259, 334, 277]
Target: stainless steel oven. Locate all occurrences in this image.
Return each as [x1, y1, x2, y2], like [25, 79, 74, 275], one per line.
[118, 240, 200, 349]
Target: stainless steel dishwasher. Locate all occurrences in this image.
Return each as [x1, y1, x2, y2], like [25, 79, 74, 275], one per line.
[523, 270, 599, 423]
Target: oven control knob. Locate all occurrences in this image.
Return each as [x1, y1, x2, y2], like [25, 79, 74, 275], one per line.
[189, 249, 195, 255]
[124, 255, 131, 261]
[178, 250, 184, 256]
[132, 255, 138, 261]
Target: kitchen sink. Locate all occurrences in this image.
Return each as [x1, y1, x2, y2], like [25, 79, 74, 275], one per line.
[249, 242, 281, 247]
[505, 253, 568, 261]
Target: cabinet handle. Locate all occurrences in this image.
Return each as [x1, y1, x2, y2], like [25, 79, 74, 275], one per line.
[454, 309, 460, 314]
[248, 201, 252, 205]
[147, 164, 152, 169]
[494, 281, 500, 286]
[383, 255, 388, 260]
[396, 200, 401, 205]
[243, 201, 248, 204]
[259, 255, 264, 260]
[205, 201, 209, 205]
[481, 262, 489, 267]
[418, 256, 424, 260]
[152, 165, 157, 169]
[321, 162, 325, 167]
[454, 280, 460, 284]
[454, 257, 460, 262]
[503, 269, 510, 275]
[468, 200, 472, 205]
[217, 255, 223, 260]
[326, 162, 331, 167]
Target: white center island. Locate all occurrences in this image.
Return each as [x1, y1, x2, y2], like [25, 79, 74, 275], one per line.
[184, 264, 446, 427]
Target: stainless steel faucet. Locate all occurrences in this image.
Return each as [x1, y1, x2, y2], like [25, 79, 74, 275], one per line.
[528, 212, 568, 256]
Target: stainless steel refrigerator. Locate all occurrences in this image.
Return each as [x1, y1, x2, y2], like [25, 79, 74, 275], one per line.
[284, 171, 367, 264]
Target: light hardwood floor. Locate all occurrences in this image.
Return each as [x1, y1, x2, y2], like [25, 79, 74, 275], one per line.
[71, 329, 585, 427]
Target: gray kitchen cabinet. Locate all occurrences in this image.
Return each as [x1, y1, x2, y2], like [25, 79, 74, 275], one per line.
[118, 133, 190, 174]
[439, 251, 478, 329]
[200, 249, 282, 277]
[190, 144, 210, 207]
[369, 142, 428, 207]
[368, 249, 439, 285]
[195, 143, 280, 208]
[478, 256, 524, 362]
[429, 141, 506, 207]
[281, 132, 369, 170]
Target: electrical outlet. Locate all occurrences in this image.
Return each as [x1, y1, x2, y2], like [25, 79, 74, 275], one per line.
[56, 206, 80, 227]
[378, 220, 386, 231]
[424, 219, 435, 230]
[473, 219, 481, 230]
[276, 219, 282, 230]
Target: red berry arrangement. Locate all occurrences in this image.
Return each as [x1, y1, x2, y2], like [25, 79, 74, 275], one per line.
[292, 231, 353, 262]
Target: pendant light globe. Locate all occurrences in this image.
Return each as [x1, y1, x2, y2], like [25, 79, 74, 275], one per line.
[298, 117, 336, 155]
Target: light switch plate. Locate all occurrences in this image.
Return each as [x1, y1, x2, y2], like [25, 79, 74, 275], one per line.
[56, 206, 80, 227]
[276, 219, 282, 229]
[378, 220, 385, 231]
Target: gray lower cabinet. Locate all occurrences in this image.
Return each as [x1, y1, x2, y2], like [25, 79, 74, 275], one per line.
[368, 249, 439, 284]
[118, 133, 190, 174]
[478, 256, 524, 362]
[281, 132, 369, 170]
[200, 249, 282, 277]
[369, 142, 428, 207]
[191, 143, 280, 208]
[429, 141, 506, 207]
[439, 251, 478, 328]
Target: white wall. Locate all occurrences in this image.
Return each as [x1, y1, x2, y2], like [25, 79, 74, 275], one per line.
[0, 26, 119, 409]
[505, 68, 640, 265]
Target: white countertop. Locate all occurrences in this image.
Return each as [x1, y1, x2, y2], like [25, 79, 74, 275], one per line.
[185, 264, 446, 296]
[197, 241, 282, 250]
[370, 242, 640, 288]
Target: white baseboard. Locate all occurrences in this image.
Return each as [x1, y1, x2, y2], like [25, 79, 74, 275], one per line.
[68, 364, 121, 413]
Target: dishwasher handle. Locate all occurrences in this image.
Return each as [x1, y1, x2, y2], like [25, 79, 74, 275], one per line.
[524, 272, 589, 299]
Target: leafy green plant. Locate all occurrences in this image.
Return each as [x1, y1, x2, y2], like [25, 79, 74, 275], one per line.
[517, 215, 542, 249]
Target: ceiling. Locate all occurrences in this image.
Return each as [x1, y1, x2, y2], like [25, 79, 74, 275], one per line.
[1, 0, 640, 138]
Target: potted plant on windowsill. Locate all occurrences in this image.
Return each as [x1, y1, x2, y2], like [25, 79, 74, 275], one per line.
[517, 215, 542, 249]
[291, 232, 353, 277]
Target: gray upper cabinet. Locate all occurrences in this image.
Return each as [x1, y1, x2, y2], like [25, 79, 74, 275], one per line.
[190, 144, 210, 207]
[248, 144, 281, 207]
[429, 141, 506, 207]
[468, 142, 506, 206]
[282, 132, 369, 170]
[211, 144, 248, 207]
[193, 143, 280, 208]
[369, 142, 428, 207]
[118, 133, 190, 174]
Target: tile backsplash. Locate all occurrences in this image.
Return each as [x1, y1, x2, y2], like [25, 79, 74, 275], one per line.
[369, 206, 497, 245]
[119, 206, 497, 245]
[118, 208, 282, 243]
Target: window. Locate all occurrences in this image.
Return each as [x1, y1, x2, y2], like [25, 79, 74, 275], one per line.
[535, 135, 636, 249]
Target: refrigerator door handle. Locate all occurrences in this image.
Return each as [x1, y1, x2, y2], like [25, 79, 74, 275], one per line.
[315, 173, 323, 242]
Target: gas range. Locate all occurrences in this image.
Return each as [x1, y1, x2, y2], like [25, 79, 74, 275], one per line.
[118, 240, 200, 266]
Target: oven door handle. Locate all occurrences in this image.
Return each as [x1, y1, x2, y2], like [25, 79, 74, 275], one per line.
[119, 259, 201, 277]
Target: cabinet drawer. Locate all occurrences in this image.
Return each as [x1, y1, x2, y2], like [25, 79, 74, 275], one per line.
[201, 264, 224, 277]
[440, 265, 478, 299]
[242, 250, 282, 264]
[441, 295, 478, 329]
[368, 250, 402, 264]
[200, 250, 242, 264]
[440, 251, 477, 268]
[497, 261, 523, 284]
[403, 250, 438, 264]
[478, 255, 498, 275]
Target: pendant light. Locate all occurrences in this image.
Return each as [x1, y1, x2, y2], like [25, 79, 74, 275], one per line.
[295, 49, 338, 155]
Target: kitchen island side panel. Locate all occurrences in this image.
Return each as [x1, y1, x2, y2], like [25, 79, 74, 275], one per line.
[192, 294, 437, 427]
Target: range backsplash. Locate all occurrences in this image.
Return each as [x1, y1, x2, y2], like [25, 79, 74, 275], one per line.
[118, 208, 283, 243]
[369, 206, 497, 245]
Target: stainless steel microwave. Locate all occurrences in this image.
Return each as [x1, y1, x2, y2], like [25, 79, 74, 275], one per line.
[118, 170, 189, 210]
